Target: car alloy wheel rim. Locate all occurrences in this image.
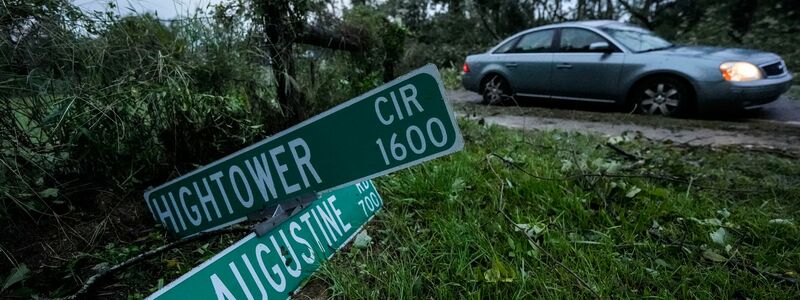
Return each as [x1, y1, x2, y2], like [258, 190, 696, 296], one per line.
[641, 83, 679, 115]
[485, 79, 503, 104]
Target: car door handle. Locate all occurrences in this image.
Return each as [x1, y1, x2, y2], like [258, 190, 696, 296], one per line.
[505, 63, 518, 68]
[556, 63, 572, 69]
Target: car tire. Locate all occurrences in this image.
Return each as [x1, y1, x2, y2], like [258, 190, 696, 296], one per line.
[481, 75, 512, 105]
[633, 77, 692, 116]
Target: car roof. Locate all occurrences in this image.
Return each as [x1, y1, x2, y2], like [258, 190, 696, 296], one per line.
[535, 20, 626, 30]
[557, 20, 622, 28]
[485, 20, 635, 54]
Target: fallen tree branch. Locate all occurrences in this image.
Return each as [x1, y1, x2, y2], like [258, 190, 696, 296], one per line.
[296, 25, 365, 52]
[475, 7, 501, 41]
[50, 225, 251, 300]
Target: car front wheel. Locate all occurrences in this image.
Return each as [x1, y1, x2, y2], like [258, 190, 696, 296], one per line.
[635, 77, 690, 116]
[482, 75, 511, 105]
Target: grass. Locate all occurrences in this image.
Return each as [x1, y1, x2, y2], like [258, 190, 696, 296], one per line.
[4, 119, 799, 299]
[311, 119, 800, 299]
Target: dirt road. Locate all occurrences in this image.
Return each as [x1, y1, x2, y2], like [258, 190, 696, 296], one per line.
[448, 90, 800, 153]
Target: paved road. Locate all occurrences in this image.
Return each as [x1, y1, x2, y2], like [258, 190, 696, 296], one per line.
[448, 90, 800, 124]
[447, 89, 800, 152]
[745, 97, 800, 123]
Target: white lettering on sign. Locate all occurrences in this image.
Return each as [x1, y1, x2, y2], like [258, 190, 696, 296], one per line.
[357, 181, 383, 217]
[373, 83, 451, 166]
[207, 195, 355, 299]
[373, 83, 425, 126]
[148, 137, 322, 234]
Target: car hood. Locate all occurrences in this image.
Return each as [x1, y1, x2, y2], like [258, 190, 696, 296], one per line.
[649, 46, 781, 65]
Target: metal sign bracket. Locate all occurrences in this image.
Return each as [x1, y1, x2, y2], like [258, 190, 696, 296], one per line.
[251, 192, 318, 237]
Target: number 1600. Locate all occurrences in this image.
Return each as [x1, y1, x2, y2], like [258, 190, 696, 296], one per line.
[376, 117, 448, 165]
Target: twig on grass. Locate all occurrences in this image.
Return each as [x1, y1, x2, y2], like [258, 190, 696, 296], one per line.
[726, 259, 798, 285]
[49, 225, 251, 300]
[500, 211, 601, 298]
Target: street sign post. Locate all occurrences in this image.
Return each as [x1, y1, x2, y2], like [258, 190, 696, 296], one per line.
[146, 180, 383, 300]
[144, 64, 462, 237]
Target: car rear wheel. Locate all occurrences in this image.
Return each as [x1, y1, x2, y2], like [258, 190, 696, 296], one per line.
[635, 77, 691, 116]
[482, 75, 512, 105]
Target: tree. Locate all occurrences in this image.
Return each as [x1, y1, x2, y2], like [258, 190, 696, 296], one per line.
[250, 1, 365, 123]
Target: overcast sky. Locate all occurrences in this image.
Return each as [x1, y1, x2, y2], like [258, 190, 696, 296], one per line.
[74, 0, 227, 19]
[74, 0, 356, 19]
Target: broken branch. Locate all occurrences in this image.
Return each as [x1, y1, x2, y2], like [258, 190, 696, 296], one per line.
[51, 225, 250, 300]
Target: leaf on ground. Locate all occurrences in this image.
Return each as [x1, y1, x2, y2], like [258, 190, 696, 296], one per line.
[702, 249, 727, 262]
[514, 223, 545, 238]
[651, 220, 662, 231]
[768, 219, 794, 225]
[165, 259, 179, 269]
[716, 208, 731, 219]
[484, 268, 501, 283]
[39, 188, 58, 198]
[710, 227, 727, 246]
[450, 178, 467, 194]
[2, 264, 29, 292]
[626, 186, 642, 198]
[484, 260, 515, 283]
[605, 161, 622, 174]
[560, 159, 573, 172]
[607, 136, 625, 145]
[353, 230, 372, 249]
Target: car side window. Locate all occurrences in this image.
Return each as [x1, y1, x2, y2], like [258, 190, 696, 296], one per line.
[559, 28, 615, 52]
[510, 30, 554, 53]
[493, 38, 518, 54]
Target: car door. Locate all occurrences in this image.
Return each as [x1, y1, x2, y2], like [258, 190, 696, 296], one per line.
[498, 29, 555, 96]
[549, 28, 625, 102]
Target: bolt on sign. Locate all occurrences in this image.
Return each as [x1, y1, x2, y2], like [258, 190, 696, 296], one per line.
[146, 181, 382, 300]
[144, 64, 463, 237]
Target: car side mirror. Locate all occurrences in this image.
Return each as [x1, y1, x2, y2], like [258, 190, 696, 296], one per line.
[589, 42, 611, 52]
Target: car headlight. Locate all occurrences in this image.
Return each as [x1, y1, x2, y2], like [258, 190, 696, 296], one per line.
[719, 62, 763, 82]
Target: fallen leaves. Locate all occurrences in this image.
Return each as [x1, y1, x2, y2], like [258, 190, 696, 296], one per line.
[710, 227, 727, 246]
[514, 223, 545, 238]
[768, 219, 794, 226]
[702, 249, 728, 262]
[353, 230, 373, 249]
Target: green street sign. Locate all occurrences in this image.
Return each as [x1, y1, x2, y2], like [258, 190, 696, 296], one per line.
[146, 180, 383, 300]
[144, 64, 462, 237]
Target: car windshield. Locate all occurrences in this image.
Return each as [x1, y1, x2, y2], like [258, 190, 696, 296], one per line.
[600, 25, 673, 53]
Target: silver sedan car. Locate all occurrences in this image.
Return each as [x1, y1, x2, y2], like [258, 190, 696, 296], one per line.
[461, 20, 793, 116]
